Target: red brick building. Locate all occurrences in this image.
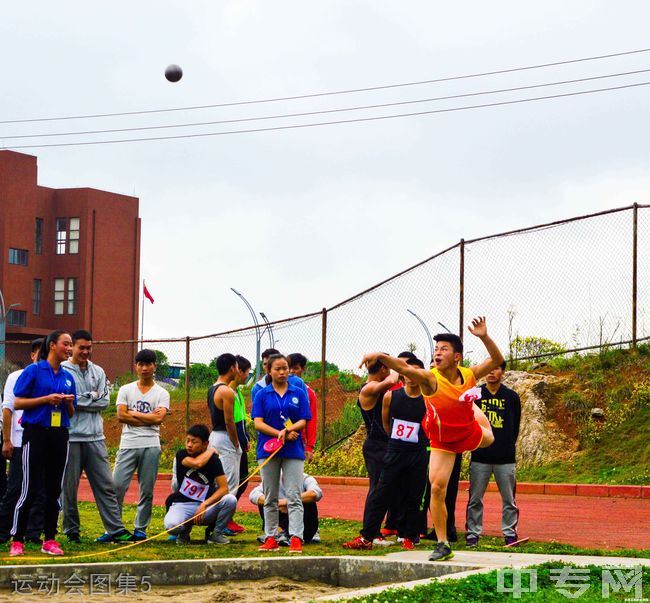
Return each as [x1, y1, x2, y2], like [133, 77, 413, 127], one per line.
[0, 150, 140, 378]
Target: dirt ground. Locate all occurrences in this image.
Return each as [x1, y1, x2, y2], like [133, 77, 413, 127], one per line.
[0, 577, 356, 603]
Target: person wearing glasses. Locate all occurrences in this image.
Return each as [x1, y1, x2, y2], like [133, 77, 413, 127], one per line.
[61, 330, 135, 544]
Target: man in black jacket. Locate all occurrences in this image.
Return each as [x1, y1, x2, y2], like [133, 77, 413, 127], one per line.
[466, 362, 521, 546]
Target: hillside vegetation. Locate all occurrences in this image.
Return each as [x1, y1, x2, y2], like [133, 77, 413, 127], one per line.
[309, 344, 650, 485]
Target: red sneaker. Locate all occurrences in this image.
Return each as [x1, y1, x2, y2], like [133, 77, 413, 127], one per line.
[401, 538, 415, 550]
[9, 542, 24, 557]
[289, 536, 303, 554]
[227, 520, 245, 533]
[380, 528, 398, 537]
[41, 539, 64, 556]
[342, 536, 373, 550]
[258, 536, 279, 552]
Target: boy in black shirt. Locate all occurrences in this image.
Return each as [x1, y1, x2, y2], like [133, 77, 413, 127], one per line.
[343, 357, 429, 551]
[164, 424, 237, 544]
[466, 362, 521, 546]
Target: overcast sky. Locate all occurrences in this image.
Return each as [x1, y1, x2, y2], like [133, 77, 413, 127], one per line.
[2, 1, 650, 351]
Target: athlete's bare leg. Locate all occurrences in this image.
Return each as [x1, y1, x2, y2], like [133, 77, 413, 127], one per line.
[428, 449, 458, 543]
[473, 404, 495, 449]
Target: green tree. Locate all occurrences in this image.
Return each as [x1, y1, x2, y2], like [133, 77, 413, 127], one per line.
[511, 335, 565, 360]
[179, 363, 217, 389]
[153, 350, 170, 380]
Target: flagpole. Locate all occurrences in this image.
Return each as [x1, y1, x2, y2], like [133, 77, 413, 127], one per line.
[140, 279, 145, 350]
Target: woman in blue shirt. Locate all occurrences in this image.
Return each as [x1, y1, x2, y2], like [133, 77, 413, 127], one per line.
[9, 330, 76, 557]
[252, 354, 310, 554]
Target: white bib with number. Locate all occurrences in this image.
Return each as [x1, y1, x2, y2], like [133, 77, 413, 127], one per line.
[390, 418, 420, 443]
[180, 476, 209, 502]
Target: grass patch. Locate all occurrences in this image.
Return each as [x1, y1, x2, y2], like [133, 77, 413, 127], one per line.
[0, 502, 381, 565]
[340, 562, 650, 602]
[1, 503, 647, 566]
[518, 403, 650, 485]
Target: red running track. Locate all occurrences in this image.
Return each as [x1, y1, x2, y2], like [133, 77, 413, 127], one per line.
[78, 478, 650, 551]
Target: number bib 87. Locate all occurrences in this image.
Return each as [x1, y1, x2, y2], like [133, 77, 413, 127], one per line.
[180, 476, 208, 502]
[390, 419, 420, 443]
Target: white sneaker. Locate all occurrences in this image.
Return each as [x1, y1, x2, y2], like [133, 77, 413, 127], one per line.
[311, 529, 321, 544]
[372, 537, 394, 546]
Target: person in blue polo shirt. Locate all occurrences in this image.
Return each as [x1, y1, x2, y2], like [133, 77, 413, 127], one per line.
[9, 330, 77, 557]
[253, 354, 310, 554]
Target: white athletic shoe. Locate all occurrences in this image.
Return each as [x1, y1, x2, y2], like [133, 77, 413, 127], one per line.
[372, 537, 394, 546]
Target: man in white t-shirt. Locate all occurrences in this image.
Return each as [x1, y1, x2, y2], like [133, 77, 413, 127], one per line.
[113, 349, 170, 540]
[0, 339, 45, 543]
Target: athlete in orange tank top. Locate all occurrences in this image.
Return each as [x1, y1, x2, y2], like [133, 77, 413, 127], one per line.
[359, 316, 504, 562]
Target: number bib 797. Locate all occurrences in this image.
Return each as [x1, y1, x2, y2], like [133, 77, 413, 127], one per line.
[180, 476, 209, 502]
[390, 419, 420, 443]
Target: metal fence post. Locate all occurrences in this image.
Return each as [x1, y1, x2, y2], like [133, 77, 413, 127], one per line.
[632, 203, 639, 349]
[459, 238, 465, 340]
[320, 307, 327, 448]
[185, 336, 190, 431]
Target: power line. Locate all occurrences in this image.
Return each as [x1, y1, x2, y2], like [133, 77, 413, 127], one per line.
[1, 47, 649, 125]
[6, 80, 649, 150]
[3, 68, 649, 140]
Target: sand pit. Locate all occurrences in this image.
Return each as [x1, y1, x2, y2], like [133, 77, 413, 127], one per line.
[0, 577, 357, 602]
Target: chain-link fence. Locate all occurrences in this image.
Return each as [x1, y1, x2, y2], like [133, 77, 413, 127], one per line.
[2, 204, 649, 448]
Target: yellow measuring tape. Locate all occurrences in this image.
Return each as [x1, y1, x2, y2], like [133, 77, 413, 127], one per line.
[2, 447, 282, 562]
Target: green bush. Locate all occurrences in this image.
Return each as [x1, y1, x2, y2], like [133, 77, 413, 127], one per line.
[324, 403, 363, 446]
[337, 370, 362, 392]
[179, 363, 217, 389]
[304, 360, 340, 381]
[563, 391, 590, 413]
[511, 335, 566, 361]
[308, 441, 367, 477]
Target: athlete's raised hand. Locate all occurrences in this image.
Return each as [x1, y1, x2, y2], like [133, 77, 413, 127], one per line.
[468, 316, 488, 338]
[359, 352, 382, 369]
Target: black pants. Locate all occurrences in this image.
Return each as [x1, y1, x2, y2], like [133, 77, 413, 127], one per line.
[362, 438, 400, 535]
[421, 452, 462, 538]
[361, 447, 429, 541]
[0, 446, 44, 541]
[0, 434, 6, 502]
[236, 451, 249, 500]
[12, 424, 69, 542]
[257, 502, 319, 544]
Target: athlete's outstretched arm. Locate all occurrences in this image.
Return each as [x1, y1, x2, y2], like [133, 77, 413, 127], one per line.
[360, 353, 437, 395]
[468, 316, 505, 381]
[358, 368, 399, 409]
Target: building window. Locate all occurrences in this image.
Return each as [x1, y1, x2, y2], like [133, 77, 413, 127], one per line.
[35, 218, 43, 255]
[67, 278, 77, 314]
[7, 310, 27, 327]
[69, 218, 80, 254]
[8, 248, 28, 265]
[54, 278, 65, 315]
[56, 219, 67, 255]
[55, 217, 80, 254]
[33, 279, 42, 315]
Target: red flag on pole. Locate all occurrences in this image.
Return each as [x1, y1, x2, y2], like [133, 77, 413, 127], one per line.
[143, 283, 155, 304]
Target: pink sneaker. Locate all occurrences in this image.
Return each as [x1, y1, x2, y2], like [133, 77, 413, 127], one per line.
[9, 541, 24, 557]
[41, 539, 64, 556]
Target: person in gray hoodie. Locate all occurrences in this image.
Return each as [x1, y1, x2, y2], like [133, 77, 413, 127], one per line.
[61, 330, 134, 543]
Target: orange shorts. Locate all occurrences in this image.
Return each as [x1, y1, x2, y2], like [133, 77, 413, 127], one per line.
[424, 414, 484, 454]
